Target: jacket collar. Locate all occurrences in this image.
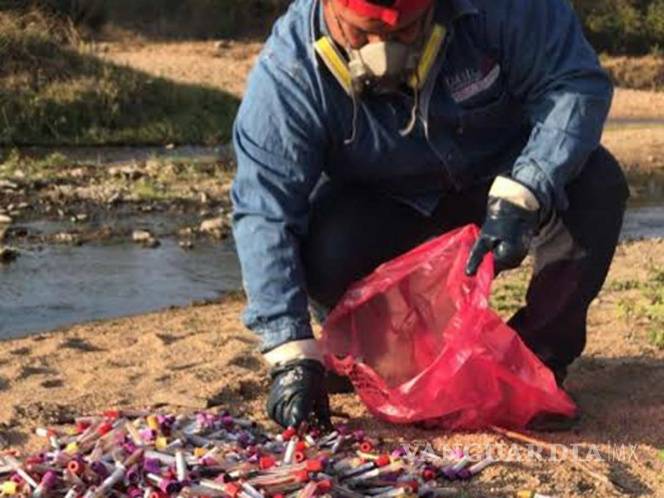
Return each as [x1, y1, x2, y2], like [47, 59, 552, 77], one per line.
[446, 0, 479, 19]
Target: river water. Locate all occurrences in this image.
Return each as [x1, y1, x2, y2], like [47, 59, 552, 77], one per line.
[1, 148, 663, 340]
[0, 239, 242, 340]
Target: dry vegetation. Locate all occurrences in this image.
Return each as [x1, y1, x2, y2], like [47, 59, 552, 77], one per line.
[603, 55, 664, 92]
[0, 10, 238, 146]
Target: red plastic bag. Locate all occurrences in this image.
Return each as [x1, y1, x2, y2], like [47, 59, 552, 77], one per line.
[321, 225, 576, 429]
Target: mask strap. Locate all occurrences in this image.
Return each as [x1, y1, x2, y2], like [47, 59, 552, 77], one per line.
[345, 92, 360, 144]
[399, 73, 420, 136]
[314, 37, 360, 143]
[329, 0, 361, 144]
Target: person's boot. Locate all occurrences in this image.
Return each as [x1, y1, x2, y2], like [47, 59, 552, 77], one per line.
[526, 365, 579, 432]
[553, 365, 568, 388]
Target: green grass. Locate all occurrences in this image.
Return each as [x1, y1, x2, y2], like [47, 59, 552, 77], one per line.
[490, 268, 530, 317]
[0, 149, 70, 179]
[128, 178, 167, 201]
[605, 278, 643, 292]
[612, 267, 664, 350]
[0, 10, 239, 146]
[649, 329, 664, 349]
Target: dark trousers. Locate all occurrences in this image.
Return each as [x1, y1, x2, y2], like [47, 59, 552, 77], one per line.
[302, 147, 629, 370]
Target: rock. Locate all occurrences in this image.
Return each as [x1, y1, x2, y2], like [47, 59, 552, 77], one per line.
[214, 40, 231, 52]
[0, 180, 18, 191]
[132, 229, 160, 248]
[200, 217, 224, 233]
[178, 227, 194, 238]
[179, 240, 194, 250]
[108, 164, 144, 180]
[73, 213, 89, 223]
[107, 192, 122, 205]
[8, 226, 28, 238]
[54, 232, 80, 245]
[68, 167, 88, 178]
[144, 158, 161, 176]
[0, 247, 18, 264]
[132, 229, 153, 243]
[144, 238, 161, 248]
[0, 214, 12, 225]
[199, 217, 228, 239]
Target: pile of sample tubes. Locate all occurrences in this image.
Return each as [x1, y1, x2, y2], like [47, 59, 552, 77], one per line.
[0, 409, 497, 497]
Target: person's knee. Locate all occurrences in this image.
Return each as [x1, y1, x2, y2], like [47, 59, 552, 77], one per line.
[303, 215, 360, 307]
[302, 183, 434, 307]
[303, 187, 370, 308]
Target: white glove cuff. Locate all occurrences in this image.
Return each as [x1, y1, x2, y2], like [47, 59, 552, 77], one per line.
[263, 339, 323, 367]
[489, 176, 540, 211]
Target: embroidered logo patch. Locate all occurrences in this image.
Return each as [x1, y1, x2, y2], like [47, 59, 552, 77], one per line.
[445, 59, 501, 103]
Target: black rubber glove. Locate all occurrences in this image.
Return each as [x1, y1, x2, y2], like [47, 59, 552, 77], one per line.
[465, 196, 540, 276]
[266, 359, 332, 429]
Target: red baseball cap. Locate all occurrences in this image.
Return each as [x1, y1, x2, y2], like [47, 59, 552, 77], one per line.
[338, 0, 433, 26]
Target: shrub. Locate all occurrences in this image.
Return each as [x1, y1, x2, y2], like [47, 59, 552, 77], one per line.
[0, 10, 239, 145]
[4, 0, 664, 55]
[646, 0, 664, 43]
[571, 0, 664, 54]
[602, 54, 664, 90]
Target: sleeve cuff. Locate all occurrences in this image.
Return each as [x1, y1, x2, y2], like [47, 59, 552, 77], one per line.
[511, 162, 555, 214]
[263, 338, 323, 367]
[489, 176, 540, 211]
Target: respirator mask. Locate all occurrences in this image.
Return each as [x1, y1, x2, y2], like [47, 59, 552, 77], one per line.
[315, 0, 443, 139]
[342, 6, 434, 96]
[347, 40, 421, 96]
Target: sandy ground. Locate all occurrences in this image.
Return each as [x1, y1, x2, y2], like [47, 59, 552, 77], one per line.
[100, 41, 664, 174]
[98, 40, 263, 100]
[1, 241, 663, 497]
[1, 41, 663, 497]
[99, 41, 664, 121]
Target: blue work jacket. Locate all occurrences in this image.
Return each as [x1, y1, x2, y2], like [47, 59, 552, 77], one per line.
[231, 0, 613, 352]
